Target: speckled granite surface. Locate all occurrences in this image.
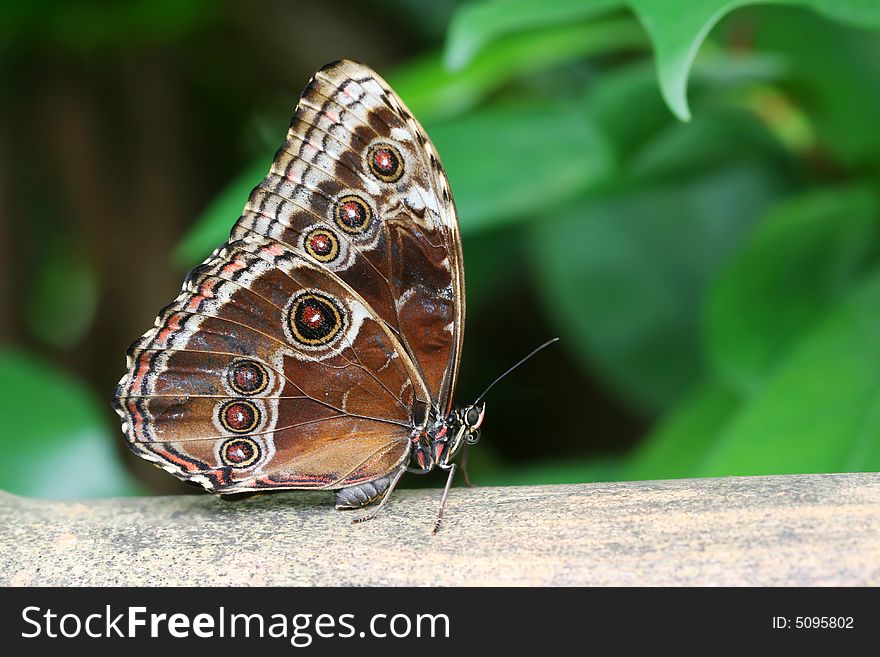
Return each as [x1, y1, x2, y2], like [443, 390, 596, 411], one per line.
[2, 474, 878, 586]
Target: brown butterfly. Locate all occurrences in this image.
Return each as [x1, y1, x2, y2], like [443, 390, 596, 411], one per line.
[113, 60, 486, 532]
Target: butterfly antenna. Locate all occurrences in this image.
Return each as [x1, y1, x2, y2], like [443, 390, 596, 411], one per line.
[472, 338, 560, 406]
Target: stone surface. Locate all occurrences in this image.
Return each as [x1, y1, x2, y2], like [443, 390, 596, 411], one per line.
[1, 473, 879, 586]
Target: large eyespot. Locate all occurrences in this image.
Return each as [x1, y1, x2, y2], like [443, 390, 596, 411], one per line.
[218, 400, 261, 434]
[334, 195, 372, 234]
[227, 359, 269, 396]
[288, 291, 345, 346]
[367, 142, 404, 182]
[220, 437, 261, 468]
[303, 227, 340, 263]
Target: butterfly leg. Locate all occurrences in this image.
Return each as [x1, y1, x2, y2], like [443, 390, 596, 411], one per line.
[459, 445, 476, 488]
[348, 467, 406, 525]
[432, 463, 457, 534]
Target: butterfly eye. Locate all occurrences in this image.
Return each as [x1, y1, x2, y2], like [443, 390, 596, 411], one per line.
[367, 143, 404, 182]
[334, 195, 372, 234]
[465, 405, 481, 426]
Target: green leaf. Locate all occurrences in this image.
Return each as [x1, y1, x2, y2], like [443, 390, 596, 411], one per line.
[629, 108, 795, 180]
[701, 271, 880, 474]
[750, 6, 880, 167]
[707, 185, 880, 395]
[444, 0, 623, 70]
[586, 55, 785, 159]
[625, 381, 740, 480]
[531, 162, 786, 413]
[0, 348, 142, 499]
[177, 100, 614, 260]
[531, 107, 790, 412]
[174, 158, 269, 268]
[24, 236, 98, 348]
[446, 0, 880, 121]
[461, 228, 527, 307]
[429, 100, 614, 233]
[585, 60, 672, 158]
[627, 0, 880, 121]
[394, 18, 647, 123]
[796, 0, 880, 28]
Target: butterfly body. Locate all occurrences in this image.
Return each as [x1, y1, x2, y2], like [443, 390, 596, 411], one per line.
[418, 402, 486, 472]
[334, 401, 484, 510]
[114, 60, 478, 528]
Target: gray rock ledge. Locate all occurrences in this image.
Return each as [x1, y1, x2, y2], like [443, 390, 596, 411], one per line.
[1, 473, 878, 586]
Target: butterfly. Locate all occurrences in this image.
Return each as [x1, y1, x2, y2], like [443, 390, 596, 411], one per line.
[113, 60, 486, 532]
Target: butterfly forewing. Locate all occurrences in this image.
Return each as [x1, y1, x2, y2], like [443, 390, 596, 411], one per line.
[114, 60, 464, 495]
[233, 60, 464, 413]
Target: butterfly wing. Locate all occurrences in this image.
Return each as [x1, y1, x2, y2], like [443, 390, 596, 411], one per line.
[115, 60, 465, 493]
[232, 60, 465, 417]
[114, 236, 425, 492]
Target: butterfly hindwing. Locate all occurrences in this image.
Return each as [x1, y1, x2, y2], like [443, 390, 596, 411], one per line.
[115, 236, 420, 492]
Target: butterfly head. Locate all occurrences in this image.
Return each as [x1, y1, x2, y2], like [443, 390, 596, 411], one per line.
[448, 402, 486, 459]
[462, 402, 486, 446]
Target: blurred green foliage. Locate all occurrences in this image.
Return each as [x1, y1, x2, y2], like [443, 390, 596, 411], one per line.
[0, 349, 141, 498]
[0, 0, 215, 50]
[4, 0, 880, 498]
